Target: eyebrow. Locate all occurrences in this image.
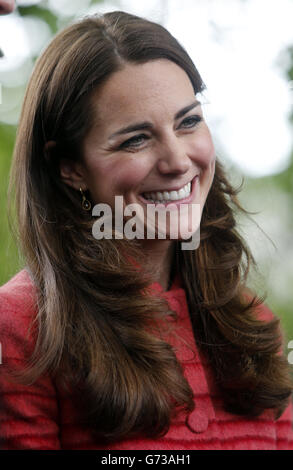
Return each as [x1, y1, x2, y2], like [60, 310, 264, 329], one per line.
[108, 100, 201, 140]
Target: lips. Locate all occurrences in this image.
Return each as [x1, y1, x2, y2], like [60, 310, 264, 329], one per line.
[139, 175, 198, 206]
[142, 181, 191, 202]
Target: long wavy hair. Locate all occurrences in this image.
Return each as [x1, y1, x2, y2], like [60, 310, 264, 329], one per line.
[8, 11, 292, 443]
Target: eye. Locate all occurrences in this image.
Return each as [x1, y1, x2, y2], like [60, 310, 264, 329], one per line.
[119, 134, 150, 150]
[179, 115, 203, 129]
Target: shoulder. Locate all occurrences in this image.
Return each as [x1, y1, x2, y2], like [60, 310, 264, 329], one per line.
[0, 268, 37, 314]
[241, 287, 275, 323]
[0, 269, 38, 358]
[0, 267, 36, 298]
[0, 271, 61, 450]
[254, 300, 275, 323]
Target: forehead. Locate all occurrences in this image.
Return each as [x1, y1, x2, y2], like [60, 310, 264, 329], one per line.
[91, 59, 195, 123]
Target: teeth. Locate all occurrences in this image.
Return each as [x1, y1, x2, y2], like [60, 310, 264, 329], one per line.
[143, 181, 191, 202]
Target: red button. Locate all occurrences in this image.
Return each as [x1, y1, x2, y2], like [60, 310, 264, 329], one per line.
[186, 407, 209, 433]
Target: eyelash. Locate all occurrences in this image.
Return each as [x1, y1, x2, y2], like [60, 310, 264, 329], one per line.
[119, 115, 203, 150]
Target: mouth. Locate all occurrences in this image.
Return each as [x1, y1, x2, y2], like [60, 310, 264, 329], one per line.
[138, 175, 199, 206]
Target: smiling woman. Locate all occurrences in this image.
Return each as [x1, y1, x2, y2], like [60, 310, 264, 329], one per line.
[0, 11, 293, 450]
[63, 59, 214, 252]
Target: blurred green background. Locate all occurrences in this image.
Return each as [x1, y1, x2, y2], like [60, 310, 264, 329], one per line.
[0, 0, 292, 360]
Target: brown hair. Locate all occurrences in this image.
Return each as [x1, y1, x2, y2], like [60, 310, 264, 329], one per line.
[8, 11, 292, 443]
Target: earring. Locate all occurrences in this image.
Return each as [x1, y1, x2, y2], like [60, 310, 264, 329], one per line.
[79, 187, 92, 211]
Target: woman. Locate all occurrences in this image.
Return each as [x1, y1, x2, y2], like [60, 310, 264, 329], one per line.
[0, 11, 292, 450]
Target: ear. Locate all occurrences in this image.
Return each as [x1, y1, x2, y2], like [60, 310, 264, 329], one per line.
[59, 158, 87, 191]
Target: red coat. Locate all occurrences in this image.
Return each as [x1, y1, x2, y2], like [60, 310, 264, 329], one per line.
[0, 269, 292, 450]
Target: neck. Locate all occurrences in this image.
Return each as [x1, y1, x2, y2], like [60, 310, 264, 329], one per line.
[139, 239, 175, 291]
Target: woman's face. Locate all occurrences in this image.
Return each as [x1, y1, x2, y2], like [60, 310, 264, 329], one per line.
[61, 59, 215, 241]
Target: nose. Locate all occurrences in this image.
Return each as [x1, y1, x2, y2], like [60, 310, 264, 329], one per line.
[156, 135, 192, 175]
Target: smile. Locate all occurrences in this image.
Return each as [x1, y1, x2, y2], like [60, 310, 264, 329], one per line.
[141, 177, 197, 204]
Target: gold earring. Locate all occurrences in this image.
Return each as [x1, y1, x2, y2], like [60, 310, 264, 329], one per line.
[79, 187, 91, 211]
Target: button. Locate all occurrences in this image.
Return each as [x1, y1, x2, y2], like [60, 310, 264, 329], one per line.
[186, 407, 209, 434]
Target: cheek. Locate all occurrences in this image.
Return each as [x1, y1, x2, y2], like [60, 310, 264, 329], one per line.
[110, 156, 152, 193]
[193, 130, 216, 199]
[87, 155, 150, 198]
[188, 128, 215, 166]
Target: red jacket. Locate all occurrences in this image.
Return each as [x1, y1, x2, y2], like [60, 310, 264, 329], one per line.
[0, 269, 292, 450]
